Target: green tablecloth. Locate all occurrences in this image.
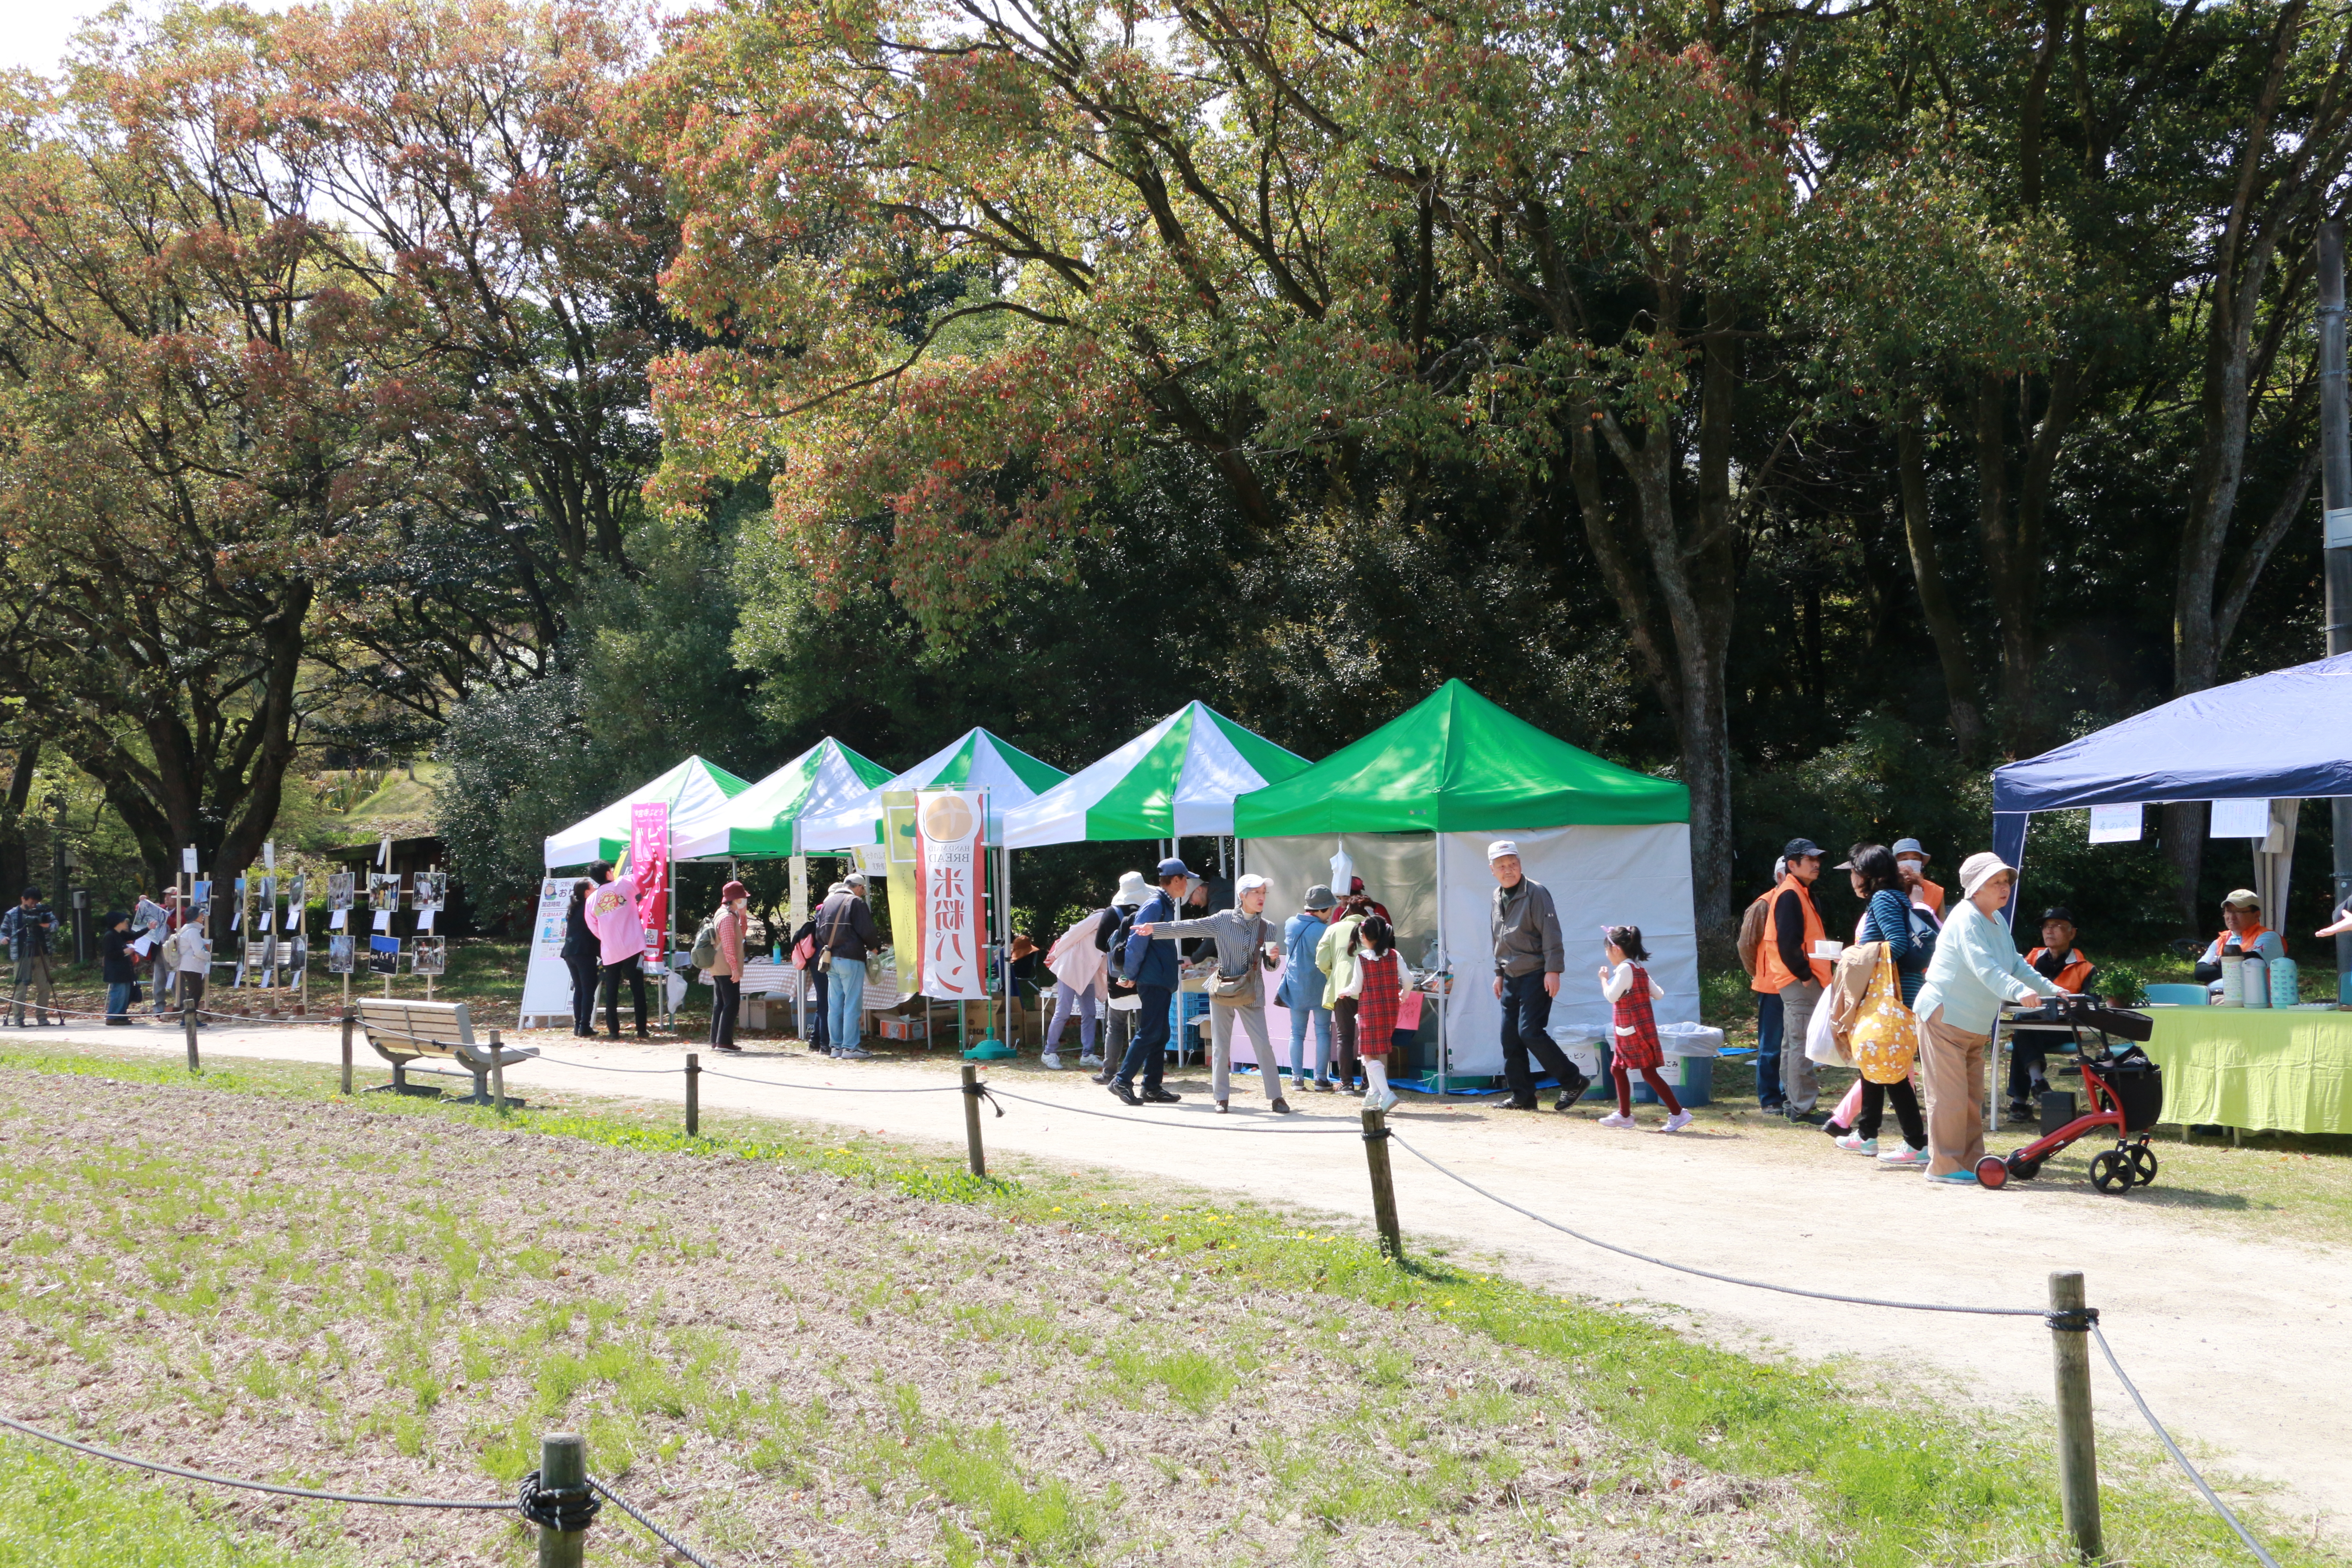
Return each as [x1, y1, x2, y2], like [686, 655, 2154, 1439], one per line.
[2142, 1008, 2352, 1134]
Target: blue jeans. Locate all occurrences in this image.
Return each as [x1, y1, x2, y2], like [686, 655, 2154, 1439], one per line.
[106, 981, 133, 1021]
[1116, 984, 1173, 1088]
[827, 958, 866, 1050]
[1286, 998, 1332, 1083]
[1755, 989, 1784, 1106]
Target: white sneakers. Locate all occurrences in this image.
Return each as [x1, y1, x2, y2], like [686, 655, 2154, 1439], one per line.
[1041, 1052, 1063, 1070]
[1363, 1086, 1399, 1113]
[1877, 1144, 1928, 1167]
[1597, 1111, 1635, 1129]
[1659, 1109, 1694, 1133]
[1833, 1133, 1878, 1155]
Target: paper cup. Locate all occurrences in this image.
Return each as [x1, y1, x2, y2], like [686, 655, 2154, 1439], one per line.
[1812, 940, 1845, 960]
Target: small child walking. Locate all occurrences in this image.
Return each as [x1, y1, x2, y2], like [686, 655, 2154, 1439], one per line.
[1343, 915, 1409, 1113]
[1597, 925, 1692, 1132]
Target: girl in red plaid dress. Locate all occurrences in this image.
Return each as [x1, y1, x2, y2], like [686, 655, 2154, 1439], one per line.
[1597, 925, 1692, 1132]
[1343, 915, 1408, 1113]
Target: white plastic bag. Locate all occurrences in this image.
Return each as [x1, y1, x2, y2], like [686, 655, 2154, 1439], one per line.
[1804, 989, 1844, 1065]
[1657, 1020, 1725, 1057]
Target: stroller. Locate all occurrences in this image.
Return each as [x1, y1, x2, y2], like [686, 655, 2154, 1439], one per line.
[1977, 996, 2164, 1193]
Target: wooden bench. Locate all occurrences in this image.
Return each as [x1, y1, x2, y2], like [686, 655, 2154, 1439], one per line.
[357, 998, 537, 1106]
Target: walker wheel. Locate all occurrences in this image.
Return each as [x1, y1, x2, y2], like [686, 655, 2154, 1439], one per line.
[2006, 1154, 2043, 1182]
[1974, 1154, 2009, 1189]
[2126, 1144, 2159, 1187]
[2089, 1149, 2134, 1194]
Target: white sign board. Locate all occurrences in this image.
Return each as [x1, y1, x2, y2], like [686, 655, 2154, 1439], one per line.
[517, 875, 579, 1027]
[2089, 804, 2143, 843]
[2209, 798, 2271, 839]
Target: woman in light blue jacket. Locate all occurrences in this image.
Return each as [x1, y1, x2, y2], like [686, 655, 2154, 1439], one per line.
[1278, 885, 1337, 1093]
[1913, 853, 2069, 1184]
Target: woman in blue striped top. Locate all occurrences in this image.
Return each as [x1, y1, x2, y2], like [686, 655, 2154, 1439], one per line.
[1833, 845, 1932, 1164]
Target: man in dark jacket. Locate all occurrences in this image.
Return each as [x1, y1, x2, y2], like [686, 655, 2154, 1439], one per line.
[1487, 843, 1589, 1110]
[3, 887, 56, 1027]
[561, 876, 600, 1037]
[1108, 858, 1194, 1106]
[815, 872, 882, 1060]
[100, 911, 138, 1024]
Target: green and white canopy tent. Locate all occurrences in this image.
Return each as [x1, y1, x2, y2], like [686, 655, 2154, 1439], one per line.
[541, 756, 753, 869]
[798, 728, 1069, 851]
[671, 738, 894, 861]
[525, 755, 754, 1029]
[1000, 702, 1310, 847]
[1233, 680, 1694, 1086]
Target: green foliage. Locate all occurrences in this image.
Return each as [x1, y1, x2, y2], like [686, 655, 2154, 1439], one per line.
[0, 1444, 335, 1568]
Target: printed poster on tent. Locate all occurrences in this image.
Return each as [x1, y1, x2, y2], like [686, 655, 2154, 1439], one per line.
[916, 789, 985, 1001]
[630, 802, 669, 960]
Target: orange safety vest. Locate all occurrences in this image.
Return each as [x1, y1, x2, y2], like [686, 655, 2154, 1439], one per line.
[2026, 946, 2094, 995]
[1751, 873, 1829, 992]
[1914, 877, 1946, 917]
[2215, 923, 2281, 956]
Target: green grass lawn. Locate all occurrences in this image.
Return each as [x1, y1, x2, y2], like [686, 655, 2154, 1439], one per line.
[0, 1038, 2338, 1567]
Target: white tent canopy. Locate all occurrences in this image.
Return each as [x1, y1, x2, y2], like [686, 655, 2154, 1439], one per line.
[542, 756, 751, 869]
[670, 738, 891, 861]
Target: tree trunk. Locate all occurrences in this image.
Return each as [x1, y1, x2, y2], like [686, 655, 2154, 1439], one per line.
[1896, 408, 1988, 760]
[0, 739, 39, 900]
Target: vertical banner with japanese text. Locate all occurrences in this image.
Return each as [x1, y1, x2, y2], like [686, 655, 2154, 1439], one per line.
[916, 790, 985, 1001]
[882, 790, 922, 999]
[629, 802, 670, 961]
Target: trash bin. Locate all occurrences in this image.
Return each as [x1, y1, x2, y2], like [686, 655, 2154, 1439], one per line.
[1630, 1050, 1711, 1107]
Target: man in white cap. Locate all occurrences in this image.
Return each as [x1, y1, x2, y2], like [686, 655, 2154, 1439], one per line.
[1134, 873, 1288, 1113]
[1488, 842, 1590, 1110]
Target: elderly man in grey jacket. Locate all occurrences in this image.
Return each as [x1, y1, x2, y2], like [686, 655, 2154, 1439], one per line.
[1133, 873, 1288, 1114]
[1489, 841, 1591, 1111]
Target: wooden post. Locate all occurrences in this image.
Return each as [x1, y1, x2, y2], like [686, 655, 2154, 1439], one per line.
[685, 1051, 700, 1137]
[535, 1430, 589, 1568]
[490, 1027, 508, 1114]
[339, 1009, 354, 1096]
[2048, 1271, 2105, 1562]
[181, 1000, 199, 1074]
[960, 1061, 986, 1177]
[1360, 1106, 1402, 1259]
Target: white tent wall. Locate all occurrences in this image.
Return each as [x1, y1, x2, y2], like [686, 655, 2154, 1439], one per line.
[1241, 824, 1696, 1080]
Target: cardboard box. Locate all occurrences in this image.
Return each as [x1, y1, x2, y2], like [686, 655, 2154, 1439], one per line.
[878, 1016, 927, 1041]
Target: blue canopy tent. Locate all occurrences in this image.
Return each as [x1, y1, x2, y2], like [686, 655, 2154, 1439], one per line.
[1992, 650, 2352, 949]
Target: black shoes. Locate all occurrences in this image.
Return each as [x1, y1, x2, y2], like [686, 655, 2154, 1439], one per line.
[1107, 1080, 1141, 1106]
[1271, 1099, 1293, 1115]
[1502, 1096, 1539, 1110]
[1140, 1086, 1182, 1104]
[1554, 1071, 1591, 1109]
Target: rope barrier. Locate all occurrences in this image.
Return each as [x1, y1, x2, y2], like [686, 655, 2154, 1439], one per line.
[531, 1054, 687, 1076]
[0, 1412, 514, 1509]
[696, 1065, 967, 1094]
[985, 1085, 1360, 1133]
[1386, 1130, 2044, 1317]
[591, 1477, 720, 1568]
[2089, 1326, 2283, 1567]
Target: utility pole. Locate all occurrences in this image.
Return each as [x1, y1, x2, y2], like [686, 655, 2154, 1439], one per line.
[2319, 224, 2352, 1001]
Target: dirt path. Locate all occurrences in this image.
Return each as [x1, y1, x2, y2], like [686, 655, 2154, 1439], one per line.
[53, 1019, 2352, 1543]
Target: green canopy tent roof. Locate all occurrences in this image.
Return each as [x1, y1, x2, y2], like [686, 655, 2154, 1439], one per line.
[671, 738, 894, 861]
[1232, 680, 1687, 836]
[541, 756, 754, 868]
[1000, 702, 1310, 846]
[799, 727, 1069, 849]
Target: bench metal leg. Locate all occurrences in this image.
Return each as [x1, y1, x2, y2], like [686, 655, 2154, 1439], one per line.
[363, 1059, 446, 1098]
[457, 1066, 522, 1109]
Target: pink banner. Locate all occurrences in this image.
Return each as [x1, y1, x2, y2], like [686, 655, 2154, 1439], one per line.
[629, 802, 669, 959]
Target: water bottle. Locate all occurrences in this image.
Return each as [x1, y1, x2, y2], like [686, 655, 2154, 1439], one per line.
[2242, 954, 2269, 1008]
[2269, 955, 2299, 1008]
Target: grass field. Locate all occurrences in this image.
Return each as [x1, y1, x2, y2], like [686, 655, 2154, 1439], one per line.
[0, 1041, 2341, 1567]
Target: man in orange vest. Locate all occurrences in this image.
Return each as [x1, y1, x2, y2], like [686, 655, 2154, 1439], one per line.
[1750, 837, 1832, 1119]
[2006, 906, 2095, 1122]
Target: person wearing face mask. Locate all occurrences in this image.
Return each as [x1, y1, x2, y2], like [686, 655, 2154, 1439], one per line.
[1890, 839, 1946, 921]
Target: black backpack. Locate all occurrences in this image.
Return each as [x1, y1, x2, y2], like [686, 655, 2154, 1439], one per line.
[1104, 904, 1145, 981]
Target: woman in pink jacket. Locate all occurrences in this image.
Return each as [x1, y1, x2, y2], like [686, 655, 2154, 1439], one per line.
[709, 880, 749, 1053]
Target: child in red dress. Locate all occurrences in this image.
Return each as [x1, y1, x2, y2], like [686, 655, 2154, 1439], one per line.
[1343, 915, 1408, 1113]
[1597, 925, 1692, 1132]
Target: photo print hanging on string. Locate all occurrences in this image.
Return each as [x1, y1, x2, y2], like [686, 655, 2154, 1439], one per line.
[412, 872, 447, 913]
[327, 873, 354, 912]
[327, 934, 355, 974]
[411, 937, 447, 976]
[283, 934, 306, 982]
[369, 873, 403, 910]
[368, 935, 401, 976]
